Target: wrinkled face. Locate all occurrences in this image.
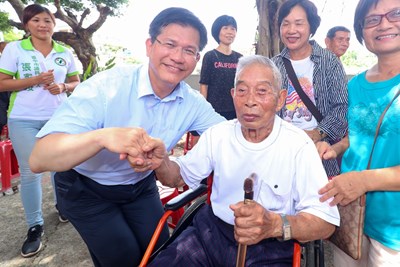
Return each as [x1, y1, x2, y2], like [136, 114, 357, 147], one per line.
[280, 5, 311, 52]
[231, 63, 286, 136]
[25, 12, 55, 40]
[362, 0, 400, 57]
[326, 31, 351, 57]
[146, 24, 201, 98]
[219, 25, 237, 45]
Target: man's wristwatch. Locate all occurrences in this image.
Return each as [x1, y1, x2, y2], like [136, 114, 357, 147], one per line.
[278, 214, 292, 241]
[316, 127, 326, 138]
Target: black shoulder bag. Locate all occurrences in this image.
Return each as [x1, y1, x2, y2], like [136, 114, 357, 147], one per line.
[282, 57, 323, 122]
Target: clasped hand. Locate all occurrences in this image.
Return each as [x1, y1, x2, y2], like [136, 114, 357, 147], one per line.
[39, 70, 63, 95]
[125, 132, 166, 172]
[100, 127, 167, 172]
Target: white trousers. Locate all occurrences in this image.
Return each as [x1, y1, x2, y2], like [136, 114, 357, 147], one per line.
[333, 235, 400, 267]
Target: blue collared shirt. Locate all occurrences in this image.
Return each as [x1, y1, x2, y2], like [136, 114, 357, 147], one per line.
[37, 64, 225, 185]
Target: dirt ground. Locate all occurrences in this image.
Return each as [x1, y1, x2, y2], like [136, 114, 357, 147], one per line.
[0, 172, 92, 267]
[0, 139, 187, 267]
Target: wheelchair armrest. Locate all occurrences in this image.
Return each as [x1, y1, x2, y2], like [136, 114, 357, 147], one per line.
[164, 184, 207, 211]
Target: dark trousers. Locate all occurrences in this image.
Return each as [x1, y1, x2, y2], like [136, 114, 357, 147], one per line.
[0, 91, 10, 130]
[149, 205, 294, 267]
[54, 170, 169, 267]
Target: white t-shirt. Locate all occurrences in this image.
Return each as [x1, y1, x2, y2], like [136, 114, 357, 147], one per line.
[283, 57, 318, 130]
[0, 38, 79, 120]
[175, 116, 339, 226]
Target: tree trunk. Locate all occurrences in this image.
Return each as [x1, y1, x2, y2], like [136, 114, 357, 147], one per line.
[256, 0, 285, 57]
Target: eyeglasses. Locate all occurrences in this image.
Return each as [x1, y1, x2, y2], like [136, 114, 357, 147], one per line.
[154, 38, 199, 59]
[363, 8, 400, 29]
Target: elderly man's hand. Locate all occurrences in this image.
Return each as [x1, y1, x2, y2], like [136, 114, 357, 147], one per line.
[127, 136, 167, 172]
[229, 201, 280, 245]
[96, 127, 167, 172]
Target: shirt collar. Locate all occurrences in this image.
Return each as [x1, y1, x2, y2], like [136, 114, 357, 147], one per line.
[137, 63, 184, 103]
[280, 40, 323, 62]
[20, 36, 65, 52]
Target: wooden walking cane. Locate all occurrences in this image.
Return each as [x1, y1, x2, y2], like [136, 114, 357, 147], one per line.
[236, 173, 256, 267]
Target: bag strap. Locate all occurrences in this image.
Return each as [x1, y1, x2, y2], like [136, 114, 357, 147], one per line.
[282, 57, 323, 122]
[367, 88, 400, 170]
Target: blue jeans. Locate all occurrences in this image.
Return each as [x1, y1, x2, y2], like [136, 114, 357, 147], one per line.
[8, 118, 56, 228]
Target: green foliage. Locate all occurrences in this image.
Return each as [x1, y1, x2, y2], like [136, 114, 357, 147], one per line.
[123, 57, 140, 65]
[341, 50, 377, 73]
[97, 43, 141, 66]
[3, 30, 23, 41]
[0, 11, 11, 32]
[59, 0, 85, 11]
[82, 58, 93, 81]
[82, 55, 116, 80]
[92, 0, 129, 11]
[97, 57, 116, 72]
[5, 0, 129, 15]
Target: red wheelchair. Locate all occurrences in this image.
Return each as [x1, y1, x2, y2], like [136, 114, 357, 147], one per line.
[142, 132, 325, 266]
[140, 177, 303, 267]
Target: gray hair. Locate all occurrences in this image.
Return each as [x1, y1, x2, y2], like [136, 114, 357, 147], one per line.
[234, 55, 283, 93]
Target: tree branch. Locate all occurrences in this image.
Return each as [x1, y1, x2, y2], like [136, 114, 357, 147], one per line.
[7, 0, 25, 23]
[53, 0, 79, 31]
[86, 4, 112, 34]
[78, 8, 91, 28]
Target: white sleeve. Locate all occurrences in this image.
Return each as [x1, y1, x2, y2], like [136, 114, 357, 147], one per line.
[294, 142, 340, 226]
[175, 128, 214, 189]
[0, 42, 18, 75]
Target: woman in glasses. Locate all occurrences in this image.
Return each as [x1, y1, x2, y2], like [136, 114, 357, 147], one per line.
[318, 0, 400, 265]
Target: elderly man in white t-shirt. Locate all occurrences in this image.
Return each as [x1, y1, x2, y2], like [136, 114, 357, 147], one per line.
[131, 55, 339, 266]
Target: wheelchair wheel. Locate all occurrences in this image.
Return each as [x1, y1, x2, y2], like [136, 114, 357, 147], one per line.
[149, 194, 207, 263]
[302, 240, 325, 267]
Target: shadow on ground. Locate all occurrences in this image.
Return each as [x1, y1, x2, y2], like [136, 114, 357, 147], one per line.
[0, 172, 92, 267]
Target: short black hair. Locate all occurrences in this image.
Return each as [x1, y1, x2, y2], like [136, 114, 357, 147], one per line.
[278, 0, 321, 37]
[326, 26, 350, 39]
[354, 0, 379, 44]
[211, 15, 237, 44]
[148, 7, 208, 51]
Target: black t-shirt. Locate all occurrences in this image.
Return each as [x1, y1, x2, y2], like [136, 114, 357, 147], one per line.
[199, 49, 242, 114]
